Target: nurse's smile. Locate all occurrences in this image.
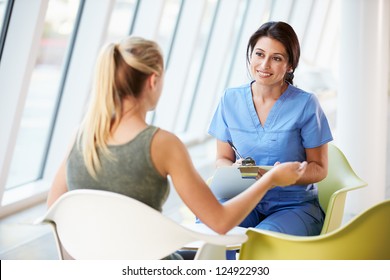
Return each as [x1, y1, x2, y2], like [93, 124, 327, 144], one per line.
[257, 70, 272, 78]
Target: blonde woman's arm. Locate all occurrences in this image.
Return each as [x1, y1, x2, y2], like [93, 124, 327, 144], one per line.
[151, 129, 306, 234]
[47, 159, 68, 208]
[46, 130, 78, 208]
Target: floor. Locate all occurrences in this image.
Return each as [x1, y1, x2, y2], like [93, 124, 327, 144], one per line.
[0, 203, 58, 259]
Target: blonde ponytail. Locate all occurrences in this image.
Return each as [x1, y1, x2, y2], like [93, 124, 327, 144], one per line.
[78, 37, 163, 179]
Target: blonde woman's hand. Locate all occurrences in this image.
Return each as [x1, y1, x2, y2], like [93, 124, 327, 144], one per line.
[266, 161, 307, 187]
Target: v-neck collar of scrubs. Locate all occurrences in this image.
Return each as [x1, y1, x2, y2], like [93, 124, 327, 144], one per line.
[245, 82, 291, 130]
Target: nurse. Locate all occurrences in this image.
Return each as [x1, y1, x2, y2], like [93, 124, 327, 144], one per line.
[209, 21, 333, 239]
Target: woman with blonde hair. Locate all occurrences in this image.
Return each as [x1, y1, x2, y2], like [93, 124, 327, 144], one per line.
[47, 36, 307, 260]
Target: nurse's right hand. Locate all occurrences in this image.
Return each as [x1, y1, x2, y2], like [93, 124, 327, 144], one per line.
[232, 158, 243, 166]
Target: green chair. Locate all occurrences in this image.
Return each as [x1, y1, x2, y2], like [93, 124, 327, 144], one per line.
[239, 199, 390, 260]
[318, 143, 367, 234]
[207, 143, 366, 234]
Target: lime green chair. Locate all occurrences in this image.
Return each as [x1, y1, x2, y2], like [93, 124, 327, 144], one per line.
[208, 143, 366, 234]
[239, 199, 390, 260]
[317, 143, 367, 234]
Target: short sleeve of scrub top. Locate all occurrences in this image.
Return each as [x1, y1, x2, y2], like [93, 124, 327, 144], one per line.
[208, 83, 333, 166]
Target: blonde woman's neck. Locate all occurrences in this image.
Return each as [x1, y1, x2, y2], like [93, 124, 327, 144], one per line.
[108, 98, 148, 145]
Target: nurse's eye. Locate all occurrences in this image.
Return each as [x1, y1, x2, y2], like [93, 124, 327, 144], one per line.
[255, 52, 265, 57]
[273, 56, 283, 62]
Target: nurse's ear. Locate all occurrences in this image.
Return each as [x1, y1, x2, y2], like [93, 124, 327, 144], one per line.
[285, 68, 294, 83]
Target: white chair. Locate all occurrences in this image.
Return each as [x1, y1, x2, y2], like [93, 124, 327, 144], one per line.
[35, 189, 247, 260]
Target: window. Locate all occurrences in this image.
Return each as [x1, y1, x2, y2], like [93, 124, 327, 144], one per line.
[173, 0, 219, 133]
[5, 0, 81, 190]
[105, 0, 138, 44]
[0, 0, 11, 59]
[0, 0, 8, 30]
[155, 0, 182, 65]
[153, 0, 219, 133]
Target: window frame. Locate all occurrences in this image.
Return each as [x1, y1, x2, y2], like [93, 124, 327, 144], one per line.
[0, 0, 13, 60]
[0, 0, 115, 217]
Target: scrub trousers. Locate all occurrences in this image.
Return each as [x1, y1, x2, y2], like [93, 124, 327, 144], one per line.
[205, 188, 325, 260]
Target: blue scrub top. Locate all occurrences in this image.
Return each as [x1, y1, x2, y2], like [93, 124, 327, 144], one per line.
[208, 82, 333, 194]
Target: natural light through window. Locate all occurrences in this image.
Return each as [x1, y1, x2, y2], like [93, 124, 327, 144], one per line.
[5, 0, 80, 189]
[0, 0, 8, 40]
[105, 0, 137, 44]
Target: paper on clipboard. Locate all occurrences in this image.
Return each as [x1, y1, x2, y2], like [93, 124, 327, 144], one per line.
[209, 166, 272, 199]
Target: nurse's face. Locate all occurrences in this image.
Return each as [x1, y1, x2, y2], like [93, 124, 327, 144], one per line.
[249, 36, 291, 87]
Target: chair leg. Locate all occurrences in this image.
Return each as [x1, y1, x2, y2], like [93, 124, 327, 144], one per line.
[194, 244, 226, 260]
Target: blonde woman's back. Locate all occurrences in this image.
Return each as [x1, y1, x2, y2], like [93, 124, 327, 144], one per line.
[67, 125, 169, 212]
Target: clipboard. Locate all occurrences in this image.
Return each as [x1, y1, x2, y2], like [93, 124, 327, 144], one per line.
[238, 165, 271, 178]
[209, 166, 272, 199]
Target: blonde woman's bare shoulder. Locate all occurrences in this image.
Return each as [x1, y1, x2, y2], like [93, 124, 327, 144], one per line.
[151, 128, 189, 175]
[152, 127, 187, 156]
[153, 127, 183, 146]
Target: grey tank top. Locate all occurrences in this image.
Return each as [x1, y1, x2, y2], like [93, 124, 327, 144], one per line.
[66, 126, 169, 212]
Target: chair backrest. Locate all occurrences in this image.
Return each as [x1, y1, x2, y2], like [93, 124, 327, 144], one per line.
[36, 189, 247, 260]
[239, 199, 390, 260]
[317, 143, 367, 234]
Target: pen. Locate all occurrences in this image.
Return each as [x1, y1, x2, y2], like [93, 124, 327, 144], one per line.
[227, 140, 243, 159]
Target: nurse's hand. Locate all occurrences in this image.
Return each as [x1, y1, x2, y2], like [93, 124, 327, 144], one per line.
[265, 161, 307, 187]
[233, 157, 256, 166]
[232, 158, 243, 166]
